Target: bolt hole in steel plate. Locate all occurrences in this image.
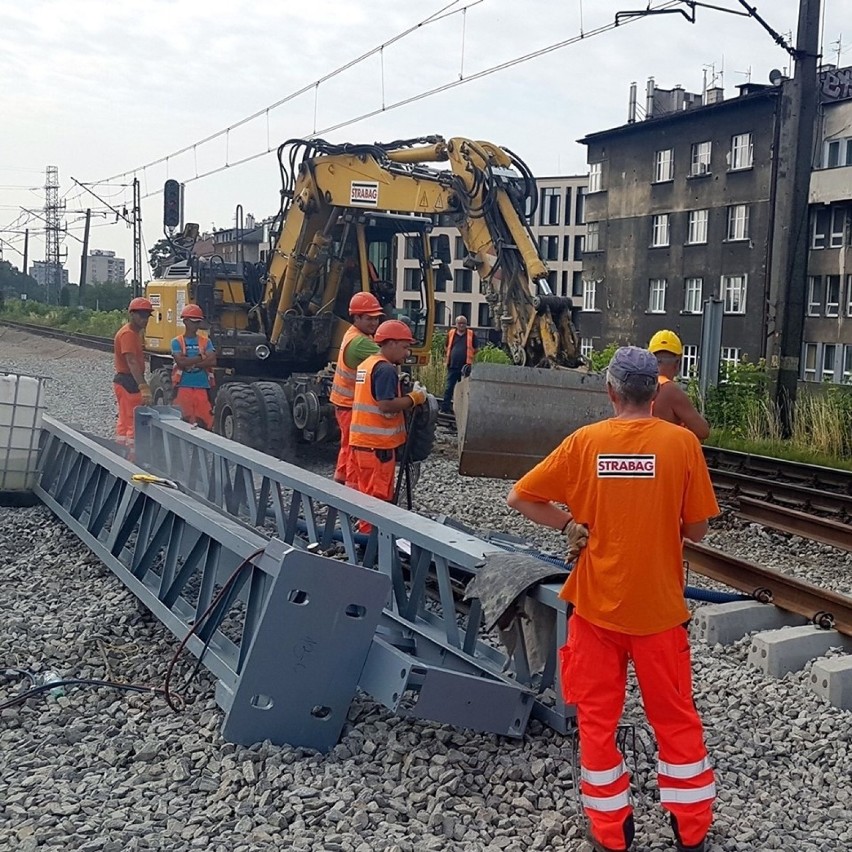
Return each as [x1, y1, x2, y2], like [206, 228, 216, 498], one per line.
[311, 705, 332, 719]
[288, 589, 310, 605]
[345, 604, 366, 618]
[251, 694, 274, 710]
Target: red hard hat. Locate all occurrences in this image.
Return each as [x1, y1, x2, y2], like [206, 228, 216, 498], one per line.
[128, 297, 154, 313]
[181, 304, 205, 320]
[349, 291, 383, 316]
[374, 319, 415, 344]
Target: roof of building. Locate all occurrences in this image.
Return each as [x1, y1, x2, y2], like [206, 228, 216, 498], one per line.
[578, 86, 779, 145]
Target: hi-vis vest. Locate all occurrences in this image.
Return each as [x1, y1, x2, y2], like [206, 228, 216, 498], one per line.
[446, 328, 475, 366]
[350, 354, 406, 450]
[329, 326, 362, 408]
[172, 335, 214, 388]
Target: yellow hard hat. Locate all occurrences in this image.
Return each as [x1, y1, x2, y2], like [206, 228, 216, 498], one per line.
[648, 329, 683, 356]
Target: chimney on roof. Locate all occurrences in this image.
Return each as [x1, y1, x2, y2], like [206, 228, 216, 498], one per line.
[646, 77, 655, 118]
[705, 86, 724, 104]
[628, 81, 638, 123]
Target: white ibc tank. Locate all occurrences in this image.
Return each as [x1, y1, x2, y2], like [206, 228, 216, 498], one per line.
[0, 372, 46, 492]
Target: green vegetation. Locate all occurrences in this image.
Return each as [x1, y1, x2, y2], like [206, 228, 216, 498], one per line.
[0, 299, 124, 338]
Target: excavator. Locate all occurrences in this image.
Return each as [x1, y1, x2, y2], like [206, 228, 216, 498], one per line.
[143, 136, 610, 479]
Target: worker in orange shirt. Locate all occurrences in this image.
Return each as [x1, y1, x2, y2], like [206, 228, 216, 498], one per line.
[348, 320, 427, 531]
[441, 315, 477, 414]
[507, 346, 719, 852]
[648, 330, 710, 441]
[329, 292, 383, 483]
[171, 304, 217, 429]
[113, 296, 154, 455]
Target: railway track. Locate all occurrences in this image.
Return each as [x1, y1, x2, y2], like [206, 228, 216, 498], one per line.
[0, 319, 114, 352]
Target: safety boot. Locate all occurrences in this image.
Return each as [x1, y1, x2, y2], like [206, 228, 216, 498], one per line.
[674, 842, 706, 852]
[586, 834, 631, 852]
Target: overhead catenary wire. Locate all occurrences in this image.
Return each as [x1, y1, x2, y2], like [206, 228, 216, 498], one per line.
[132, 0, 684, 201]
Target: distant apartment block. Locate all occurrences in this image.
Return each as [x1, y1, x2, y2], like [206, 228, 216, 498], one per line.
[29, 261, 69, 290]
[85, 249, 126, 284]
[394, 175, 588, 338]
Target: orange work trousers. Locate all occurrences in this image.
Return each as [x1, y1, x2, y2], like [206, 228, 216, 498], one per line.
[346, 447, 396, 534]
[175, 387, 213, 429]
[560, 614, 715, 851]
[333, 406, 353, 484]
[113, 383, 142, 448]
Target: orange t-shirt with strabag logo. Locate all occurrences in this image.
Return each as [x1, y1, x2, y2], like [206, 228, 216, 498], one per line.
[513, 417, 719, 635]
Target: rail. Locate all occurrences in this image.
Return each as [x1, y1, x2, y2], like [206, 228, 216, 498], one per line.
[0, 319, 114, 352]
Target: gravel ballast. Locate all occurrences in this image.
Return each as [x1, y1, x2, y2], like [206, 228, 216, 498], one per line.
[1, 329, 850, 852]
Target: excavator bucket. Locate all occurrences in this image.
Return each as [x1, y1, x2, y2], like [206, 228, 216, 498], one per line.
[454, 363, 612, 480]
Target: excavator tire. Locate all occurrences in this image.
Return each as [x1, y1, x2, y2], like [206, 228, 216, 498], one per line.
[406, 394, 439, 463]
[213, 382, 264, 450]
[149, 367, 174, 405]
[251, 381, 297, 462]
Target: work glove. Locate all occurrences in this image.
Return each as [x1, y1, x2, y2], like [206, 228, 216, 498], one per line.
[139, 383, 152, 405]
[561, 519, 589, 563]
[407, 388, 427, 406]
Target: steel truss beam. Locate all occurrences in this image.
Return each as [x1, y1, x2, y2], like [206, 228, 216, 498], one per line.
[135, 409, 573, 733]
[35, 416, 390, 752]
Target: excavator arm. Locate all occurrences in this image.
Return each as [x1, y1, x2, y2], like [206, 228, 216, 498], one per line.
[260, 137, 582, 369]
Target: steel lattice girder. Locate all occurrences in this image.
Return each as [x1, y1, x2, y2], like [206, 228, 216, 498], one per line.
[34, 416, 390, 752]
[134, 408, 574, 733]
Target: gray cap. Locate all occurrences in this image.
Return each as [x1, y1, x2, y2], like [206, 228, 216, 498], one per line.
[607, 346, 659, 383]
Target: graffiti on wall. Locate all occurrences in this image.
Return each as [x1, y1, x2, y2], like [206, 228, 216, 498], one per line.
[820, 66, 852, 103]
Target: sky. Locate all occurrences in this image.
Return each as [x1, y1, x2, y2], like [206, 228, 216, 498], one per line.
[1, 0, 850, 285]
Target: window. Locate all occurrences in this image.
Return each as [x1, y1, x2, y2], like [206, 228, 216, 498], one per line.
[730, 133, 753, 170]
[812, 208, 830, 249]
[588, 163, 603, 193]
[847, 275, 852, 316]
[822, 344, 838, 382]
[563, 235, 572, 260]
[826, 275, 840, 317]
[539, 187, 561, 225]
[580, 338, 594, 358]
[572, 270, 583, 297]
[586, 221, 600, 252]
[564, 188, 573, 225]
[574, 236, 585, 261]
[830, 207, 848, 248]
[651, 214, 670, 247]
[684, 277, 703, 313]
[452, 301, 471, 323]
[403, 268, 421, 291]
[648, 278, 667, 313]
[654, 148, 674, 182]
[802, 342, 817, 381]
[681, 345, 698, 378]
[575, 189, 586, 225]
[454, 236, 466, 261]
[404, 236, 419, 259]
[807, 276, 823, 316]
[434, 300, 446, 325]
[582, 279, 596, 311]
[523, 195, 534, 224]
[402, 299, 421, 321]
[726, 205, 750, 241]
[538, 235, 559, 261]
[690, 141, 712, 175]
[843, 345, 852, 384]
[722, 274, 747, 314]
[561, 270, 570, 297]
[720, 347, 740, 368]
[824, 137, 852, 168]
[687, 210, 708, 244]
[477, 303, 490, 328]
[453, 269, 472, 293]
[547, 270, 558, 291]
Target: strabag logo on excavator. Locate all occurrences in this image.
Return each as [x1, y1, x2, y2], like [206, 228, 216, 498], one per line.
[350, 181, 379, 206]
[596, 454, 656, 478]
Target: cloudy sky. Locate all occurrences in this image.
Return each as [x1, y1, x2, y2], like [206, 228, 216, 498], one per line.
[1, 0, 849, 283]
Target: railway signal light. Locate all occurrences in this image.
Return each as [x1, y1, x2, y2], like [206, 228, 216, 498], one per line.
[163, 179, 181, 229]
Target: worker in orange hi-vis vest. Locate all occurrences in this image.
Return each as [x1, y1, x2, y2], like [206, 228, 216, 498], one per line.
[113, 296, 154, 455]
[348, 320, 427, 533]
[507, 347, 719, 852]
[329, 292, 383, 484]
[441, 315, 477, 413]
[170, 305, 217, 429]
[648, 330, 710, 441]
